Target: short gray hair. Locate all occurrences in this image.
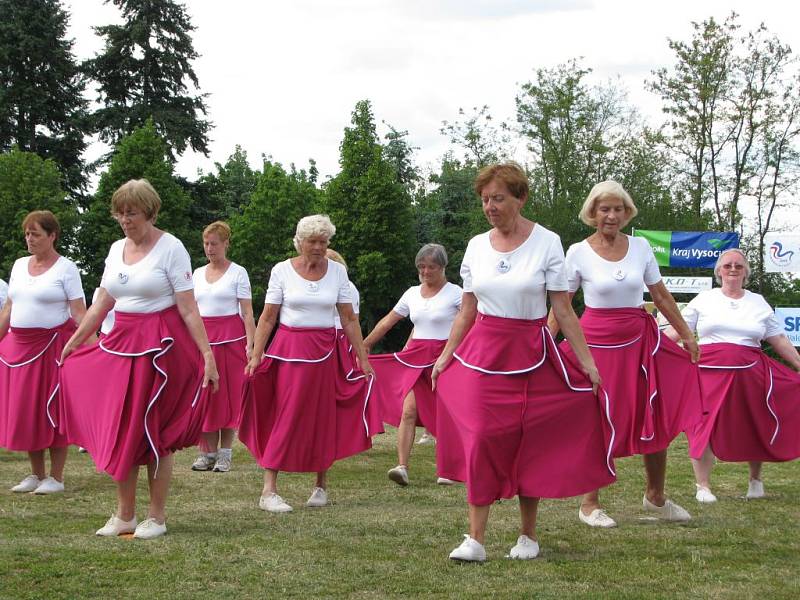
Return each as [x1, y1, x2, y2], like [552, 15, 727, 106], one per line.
[415, 243, 448, 269]
[293, 214, 336, 251]
[579, 180, 638, 228]
[714, 248, 751, 286]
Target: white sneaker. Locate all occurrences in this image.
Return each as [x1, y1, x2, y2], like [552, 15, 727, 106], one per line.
[436, 477, 456, 486]
[746, 479, 765, 499]
[96, 514, 138, 537]
[695, 485, 717, 503]
[643, 495, 691, 521]
[191, 453, 216, 471]
[10, 475, 41, 493]
[417, 431, 435, 445]
[306, 487, 328, 507]
[449, 534, 486, 562]
[213, 454, 231, 473]
[388, 465, 409, 486]
[133, 518, 167, 540]
[578, 508, 617, 528]
[259, 493, 293, 513]
[507, 534, 540, 559]
[33, 477, 64, 495]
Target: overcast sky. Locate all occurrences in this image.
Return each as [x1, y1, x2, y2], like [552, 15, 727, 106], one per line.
[64, 0, 800, 184]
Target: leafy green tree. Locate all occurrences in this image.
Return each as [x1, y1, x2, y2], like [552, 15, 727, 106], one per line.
[84, 0, 210, 159]
[228, 159, 318, 311]
[0, 148, 78, 276]
[77, 120, 196, 294]
[193, 145, 260, 223]
[441, 105, 509, 167]
[0, 0, 89, 196]
[322, 100, 416, 339]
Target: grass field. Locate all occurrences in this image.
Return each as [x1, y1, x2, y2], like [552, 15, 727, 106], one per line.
[1, 430, 798, 599]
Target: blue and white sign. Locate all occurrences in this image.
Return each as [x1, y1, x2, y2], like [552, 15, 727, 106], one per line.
[764, 234, 800, 273]
[775, 307, 800, 346]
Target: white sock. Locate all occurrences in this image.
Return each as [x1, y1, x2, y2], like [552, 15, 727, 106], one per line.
[218, 448, 232, 458]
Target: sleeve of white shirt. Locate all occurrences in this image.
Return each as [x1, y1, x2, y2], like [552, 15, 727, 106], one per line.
[460, 241, 474, 293]
[62, 260, 85, 301]
[681, 295, 701, 333]
[335, 264, 352, 304]
[641, 239, 663, 286]
[166, 239, 194, 293]
[764, 312, 784, 339]
[454, 285, 463, 310]
[236, 266, 252, 300]
[264, 264, 284, 305]
[392, 288, 412, 317]
[544, 234, 569, 291]
[564, 244, 582, 294]
[350, 283, 360, 315]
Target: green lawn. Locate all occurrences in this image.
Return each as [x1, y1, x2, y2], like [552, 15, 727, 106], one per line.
[1, 431, 798, 599]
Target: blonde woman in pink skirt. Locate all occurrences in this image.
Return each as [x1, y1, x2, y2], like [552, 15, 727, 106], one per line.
[432, 163, 614, 562]
[191, 221, 255, 473]
[239, 215, 375, 513]
[0, 211, 86, 495]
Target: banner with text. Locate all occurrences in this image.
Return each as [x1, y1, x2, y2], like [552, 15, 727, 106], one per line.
[775, 308, 800, 346]
[763, 234, 800, 273]
[633, 230, 739, 268]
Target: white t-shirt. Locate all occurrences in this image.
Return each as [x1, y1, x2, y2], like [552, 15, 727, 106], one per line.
[8, 256, 84, 328]
[0, 278, 7, 309]
[101, 233, 194, 314]
[265, 259, 352, 328]
[461, 225, 568, 320]
[565, 236, 662, 308]
[393, 281, 463, 340]
[193, 262, 252, 317]
[682, 289, 783, 348]
[333, 282, 359, 330]
[92, 288, 115, 335]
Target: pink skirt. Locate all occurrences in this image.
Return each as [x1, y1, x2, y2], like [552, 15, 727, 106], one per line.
[370, 338, 444, 433]
[238, 324, 372, 473]
[560, 307, 704, 458]
[436, 314, 616, 505]
[0, 319, 75, 451]
[334, 328, 383, 447]
[688, 343, 800, 461]
[201, 314, 247, 433]
[59, 306, 209, 481]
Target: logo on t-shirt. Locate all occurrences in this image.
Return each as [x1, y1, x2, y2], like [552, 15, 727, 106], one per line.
[118, 272, 129, 285]
[184, 272, 192, 281]
[306, 281, 320, 294]
[496, 259, 510, 274]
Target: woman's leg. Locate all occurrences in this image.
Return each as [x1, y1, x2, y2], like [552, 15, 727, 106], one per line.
[468, 504, 491, 544]
[116, 465, 139, 521]
[397, 390, 417, 467]
[145, 454, 174, 523]
[48, 446, 68, 481]
[262, 468, 279, 496]
[519, 496, 539, 540]
[28, 450, 46, 480]
[201, 431, 220, 453]
[315, 470, 327, 489]
[580, 489, 601, 515]
[691, 445, 715, 489]
[644, 449, 668, 505]
[748, 461, 763, 481]
[219, 428, 235, 450]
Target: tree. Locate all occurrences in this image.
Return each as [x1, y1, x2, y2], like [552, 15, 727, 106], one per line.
[228, 159, 318, 311]
[322, 100, 416, 340]
[0, 148, 79, 276]
[77, 120, 196, 295]
[0, 0, 89, 196]
[441, 105, 510, 168]
[84, 0, 210, 160]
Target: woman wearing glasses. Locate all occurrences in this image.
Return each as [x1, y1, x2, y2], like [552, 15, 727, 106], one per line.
[665, 249, 800, 503]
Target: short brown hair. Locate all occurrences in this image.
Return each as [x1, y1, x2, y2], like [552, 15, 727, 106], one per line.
[111, 179, 161, 221]
[22, 210, 61, 241]
[203, 221, 231, 242]
[474, 162, 529, 200]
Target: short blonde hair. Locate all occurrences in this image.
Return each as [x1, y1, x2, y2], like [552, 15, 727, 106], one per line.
[579, 180, 638, 228]
[326, 249, 347, 271]
[203, 221, 231, 242]
[293, 214, 336, 251]
[714, 248, 751, 286]
[111, 179, 161, 221]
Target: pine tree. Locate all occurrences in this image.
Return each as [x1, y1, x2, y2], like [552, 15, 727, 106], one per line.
[0, 0, 89, 195]
[84, 0, 210, 160]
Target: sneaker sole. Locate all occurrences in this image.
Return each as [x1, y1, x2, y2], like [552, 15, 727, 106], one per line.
[191, 466, 214, 471]
[388, 471, 409, 486]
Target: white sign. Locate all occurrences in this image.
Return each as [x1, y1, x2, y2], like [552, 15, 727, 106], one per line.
[775, 307, 800, 346]
[764, 233, 800, 273]
[645, 276, 712, 294]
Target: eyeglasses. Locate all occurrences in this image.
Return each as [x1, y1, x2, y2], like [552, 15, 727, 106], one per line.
[720, 263, 745, 271]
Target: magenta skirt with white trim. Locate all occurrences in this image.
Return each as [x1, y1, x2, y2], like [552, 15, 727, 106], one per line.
[59, 306, 209, 481]
[0, 319, 76, 451]
[559, 307, 704, 458]
[436, 314, 616, 505]
[688, 343, 800, 462]
[238, 324, 372, 473]
[201, 314, 247, 433]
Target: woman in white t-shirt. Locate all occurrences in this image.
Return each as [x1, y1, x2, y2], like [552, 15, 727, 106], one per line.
[666, 249, 800, 502]
[0, 211, 86, 495]
[0, 278, 8, 309]
[239, 215, 374, 514]
[364, 243, 462, 487]
[190, 221, 255, 474]
[548, 181, 702, 529]
[431, 163, 613, 563]
[59, 179, 219, 541]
